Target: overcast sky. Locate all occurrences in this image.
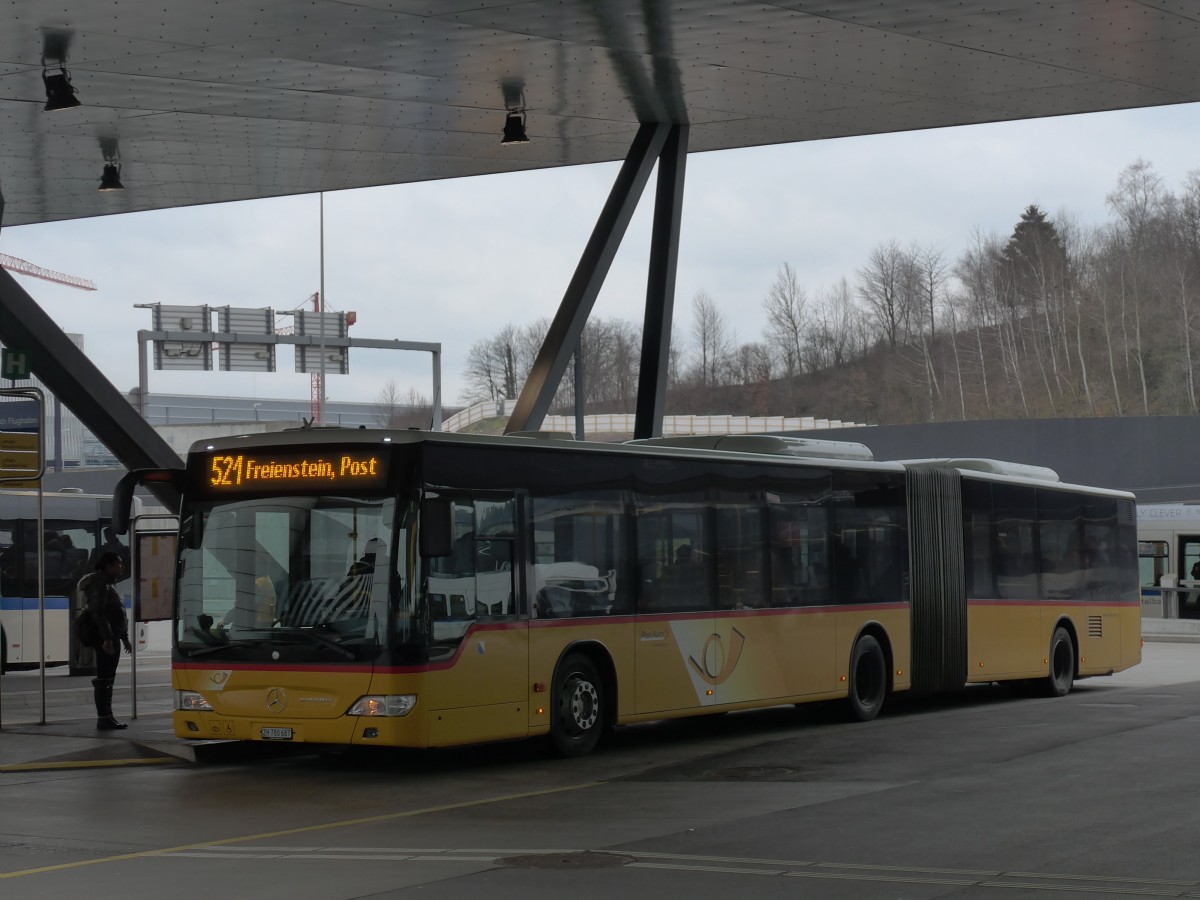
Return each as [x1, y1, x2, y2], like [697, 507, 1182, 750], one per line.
[3, 102, 1200, 414]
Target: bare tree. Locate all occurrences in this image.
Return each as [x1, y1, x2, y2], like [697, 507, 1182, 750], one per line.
[953, 231, 998, 416]
[807, 278, 863, 370]
[914, 244, 946, 340]
[912, 244, 945, 418]
[461, 323, 531, 404]
[1106, 159, 1164, 413]
[374, 380, 433, 428]
[762, 262, 808, 376]
[552, 316, 643, 413]
[942, 299, 969, 420]
[690, 290, 733, 388]
[1056, 213, 1097, 414]
[857, 240, 915, 349]
[735, 341, 773, 384]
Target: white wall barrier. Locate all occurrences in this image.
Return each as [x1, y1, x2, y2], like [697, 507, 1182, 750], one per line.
[442, 401, 865, 436]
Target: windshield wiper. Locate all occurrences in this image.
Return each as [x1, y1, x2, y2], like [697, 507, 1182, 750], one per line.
[184, 638, 267, 658]
[276, 626, 358, 659]
[182, 627, 359, 660]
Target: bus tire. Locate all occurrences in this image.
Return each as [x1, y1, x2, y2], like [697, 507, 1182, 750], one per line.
[550, 654, 604, 758]
[847, 634, 887, 722]
[1043, 626, 1075, 698]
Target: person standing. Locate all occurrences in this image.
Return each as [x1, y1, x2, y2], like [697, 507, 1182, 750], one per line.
[78, 551, 132, 730]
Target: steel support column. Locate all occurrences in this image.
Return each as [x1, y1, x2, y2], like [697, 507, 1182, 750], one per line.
[0, 268, 183, 509]
[505, 122, 671, 434]
[635, 124, 688, 439]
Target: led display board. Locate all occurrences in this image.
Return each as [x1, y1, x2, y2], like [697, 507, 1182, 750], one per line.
[200, 449, 388, 493]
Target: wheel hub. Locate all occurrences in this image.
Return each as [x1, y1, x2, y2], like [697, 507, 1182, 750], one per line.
[570, 679, 599, 731]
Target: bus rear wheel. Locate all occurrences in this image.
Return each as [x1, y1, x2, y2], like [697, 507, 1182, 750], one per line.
[1043, 626, 1076, 698]
[847, 634, 887, 722]
[550, 654, 604, 758]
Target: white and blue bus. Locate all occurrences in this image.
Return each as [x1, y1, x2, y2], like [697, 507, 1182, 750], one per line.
[1138, 503, 1200, 618]
[0, 489, 141, 674]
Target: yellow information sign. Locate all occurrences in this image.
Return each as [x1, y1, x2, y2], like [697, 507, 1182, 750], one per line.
[0, 432, 38, 451]
[0, 431, 41, 487]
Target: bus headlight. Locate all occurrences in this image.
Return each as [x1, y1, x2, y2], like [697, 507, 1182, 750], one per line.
[176, 690, 213, 711]
[347, 695, 416, 717]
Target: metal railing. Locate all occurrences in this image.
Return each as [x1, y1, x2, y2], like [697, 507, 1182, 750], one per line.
[1141, 585, 1200, 619]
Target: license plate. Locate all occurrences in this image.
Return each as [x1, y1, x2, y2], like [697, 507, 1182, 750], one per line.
[260, 727, 294, 741]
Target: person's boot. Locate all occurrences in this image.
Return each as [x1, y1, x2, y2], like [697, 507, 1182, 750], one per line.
[103, 679, 126, 730]
[96, 679, 126, 730]
[92, 678, 106, 728]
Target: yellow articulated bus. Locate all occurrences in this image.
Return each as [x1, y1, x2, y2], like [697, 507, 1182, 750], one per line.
[118, 430, 1141, 757]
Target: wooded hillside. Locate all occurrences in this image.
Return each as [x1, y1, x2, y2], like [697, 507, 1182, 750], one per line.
[458, 160, 1200, 425]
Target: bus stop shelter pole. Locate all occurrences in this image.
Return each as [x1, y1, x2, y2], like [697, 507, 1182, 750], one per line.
[0, 388, 47, 727]
[36, 479, 44, 725]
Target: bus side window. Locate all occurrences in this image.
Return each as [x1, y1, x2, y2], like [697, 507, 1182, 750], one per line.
[830, 471, 906, 604]
[635, 499, 711, 613]
[993, 484, 1038, 600]
[0, 520, 16, 596]
[474, 498, 516, 618]
[426, 496, 517, 623]
[962, 480, 995, 600]
[530, 492, 628, 618]
[715, 496, 765, 610]
[768, 495, 830, 608]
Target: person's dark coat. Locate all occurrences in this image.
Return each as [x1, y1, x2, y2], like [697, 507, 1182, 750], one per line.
[79, 570, 128, 646]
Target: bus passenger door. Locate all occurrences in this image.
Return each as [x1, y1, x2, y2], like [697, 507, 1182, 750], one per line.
[424, 495, 528, 745]
[1177, 536, 1200, 619]
[634, 504, 715, 715]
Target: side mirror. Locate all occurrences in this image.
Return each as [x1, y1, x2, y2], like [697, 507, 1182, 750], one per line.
[113, 467, 185, 533]
[419, 498, 453, 558]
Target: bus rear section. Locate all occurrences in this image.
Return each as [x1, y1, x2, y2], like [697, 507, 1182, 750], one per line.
[904, 462, 1140, 698]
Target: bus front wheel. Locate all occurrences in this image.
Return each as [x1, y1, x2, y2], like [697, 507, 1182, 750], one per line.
[847, 634, 887, 722]
[550, 654, 604, 757]
[1043, 626, 1076, 698]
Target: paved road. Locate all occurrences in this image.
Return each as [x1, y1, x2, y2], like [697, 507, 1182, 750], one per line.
[2, 643, 1200, 899]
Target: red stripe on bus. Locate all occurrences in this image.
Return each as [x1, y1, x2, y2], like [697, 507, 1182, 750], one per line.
[966, 598, 1140, 608]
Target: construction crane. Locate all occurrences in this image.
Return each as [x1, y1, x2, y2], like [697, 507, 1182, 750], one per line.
[0, 253, 97, 291]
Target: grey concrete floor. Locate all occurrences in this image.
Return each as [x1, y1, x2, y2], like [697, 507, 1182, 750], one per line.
[2, 641, 1199, 899]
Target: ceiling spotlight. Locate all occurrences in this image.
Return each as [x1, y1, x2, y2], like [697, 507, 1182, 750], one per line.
[501, 111, 529, 145]
[99, 163, 124, 192]
[42, 67, 80, 111]
[98, 137, 125, 191]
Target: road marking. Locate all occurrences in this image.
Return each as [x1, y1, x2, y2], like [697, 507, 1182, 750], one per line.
[0, 782, 602, 880]
[5, 809, 1198, 899]
[125, 847, 1200, 897]
[0, 757, 180, 773]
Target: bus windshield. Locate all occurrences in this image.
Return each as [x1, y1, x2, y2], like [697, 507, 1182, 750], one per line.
[176, 495, 405, 663]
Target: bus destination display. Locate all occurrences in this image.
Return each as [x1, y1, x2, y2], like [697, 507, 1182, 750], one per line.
[206, 451, 388, 491]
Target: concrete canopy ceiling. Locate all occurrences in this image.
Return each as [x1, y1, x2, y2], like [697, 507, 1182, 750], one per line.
[2, 1, 1199, 227]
